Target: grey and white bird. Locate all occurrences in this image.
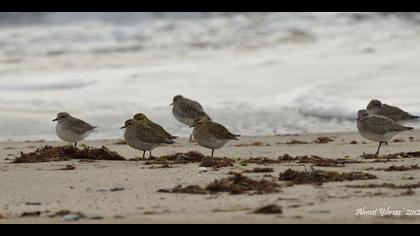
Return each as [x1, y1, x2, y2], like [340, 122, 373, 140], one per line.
[121, 119, 175, 159]
[53, 112, 97, 147]
[190, 117, 240, 157]
[356, 109, 414, 155]
[171, 95, 211, 142]
[367, 99, 419, 124]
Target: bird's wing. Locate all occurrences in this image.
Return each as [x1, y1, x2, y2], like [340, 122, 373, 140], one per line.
[207, 121, 239, 140]
[149, 122, 176, 139]
[381, 104, 411, 120]
[70, 118, 96, 134]
[368, 116, 412, 134]
[134, 124, 174, 144]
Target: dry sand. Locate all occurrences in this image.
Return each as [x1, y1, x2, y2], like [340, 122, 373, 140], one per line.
[1, 131, 420, 224]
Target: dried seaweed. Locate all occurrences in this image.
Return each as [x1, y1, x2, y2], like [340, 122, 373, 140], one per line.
[13, 146, 125, 163]
[199, 157, 235, 168]
[206, 174, 281, 194]
[158, 185, 208, 194]
[243, 167, 274, 173]
[253, 204, 283, 214]
[279, 169, 377, 185]
[314, 137, 335, 144]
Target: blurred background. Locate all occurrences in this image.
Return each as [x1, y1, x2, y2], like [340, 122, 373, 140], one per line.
[1, 12, 420, 141]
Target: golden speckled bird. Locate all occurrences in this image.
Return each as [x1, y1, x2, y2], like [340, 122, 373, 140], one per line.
[190, 117, 240, 157]
[133, 113, 177, 140]
[121, 119, 175, 159]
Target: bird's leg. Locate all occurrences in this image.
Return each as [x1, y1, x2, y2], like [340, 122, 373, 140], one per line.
[74, 142, 77, 148]
[189, 133, 194, 143]
[211, 149, 215, 158]
[149, 151, 153, 159]
[142, 150, 146, 159]
[375, 142, 383, 156]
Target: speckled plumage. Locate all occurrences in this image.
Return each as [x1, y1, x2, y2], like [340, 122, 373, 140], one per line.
[192, 117, 239, 157]
[367, 99, 419, 123]
[133, 113, 176, 140]
[54, 112, 96, 146]
[357, 109, 414, 155]
[122, 119, 175, 158]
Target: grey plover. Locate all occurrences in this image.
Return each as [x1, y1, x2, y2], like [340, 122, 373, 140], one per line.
[171, 95, 211, 142]
[133, 113, 177, 140]
[53, 112, 97, 147]
[121, 119, 175, 159]
[191, 117, 240, 157]
[367, 99, 419, 124]
[357, 109, 414, 155]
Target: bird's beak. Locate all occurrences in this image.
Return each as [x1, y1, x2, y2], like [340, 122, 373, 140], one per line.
[120, 125, 126, 129]
[190, 124, 195, 128]
[170, 103, 174, 106]
[52, 118, 58, 122]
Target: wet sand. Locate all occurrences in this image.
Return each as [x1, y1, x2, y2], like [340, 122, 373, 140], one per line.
[1, 131, 420, 224]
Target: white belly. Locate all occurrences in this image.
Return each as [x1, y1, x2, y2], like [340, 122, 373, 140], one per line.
[358, 129, 399, 143]
[56, 124, 91, 143]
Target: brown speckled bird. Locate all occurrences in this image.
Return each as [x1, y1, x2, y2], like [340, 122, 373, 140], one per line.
[121, 119, 175, 159]
[190, 117, 240, 157]
[133, 113, 177, 140]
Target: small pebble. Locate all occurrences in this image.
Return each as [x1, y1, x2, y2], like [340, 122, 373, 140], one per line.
[198, 167, 209, 173]
[63, 214, 81, 222]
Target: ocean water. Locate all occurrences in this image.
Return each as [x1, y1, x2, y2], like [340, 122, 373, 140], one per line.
[1, 12, 420, 141]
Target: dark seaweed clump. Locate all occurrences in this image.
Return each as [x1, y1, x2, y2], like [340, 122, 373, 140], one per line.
[253, 204, 283, 214]
[159, 174, 280, 195]
[279, 169, 377, 186]
[141, 152, 235, 169]
[206, 174, 281, 194]
[243, 167, 274, 173]
[158, 185, 208, 194]
[13, 146, 125, 163]
[199, 157, 235, 168]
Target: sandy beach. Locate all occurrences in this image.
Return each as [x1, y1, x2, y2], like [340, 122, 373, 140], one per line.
[1, 131, 420, 224]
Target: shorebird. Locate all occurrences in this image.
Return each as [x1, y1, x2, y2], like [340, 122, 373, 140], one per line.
[53, 112, 97, 147]
[133, 113, 177, 140]
[171, 95, 211, 142]
[190, 117, 240, 157]
[357, 110, 414, 155]
[367, 99, 419, 124]
[121, 119, 175, 159]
